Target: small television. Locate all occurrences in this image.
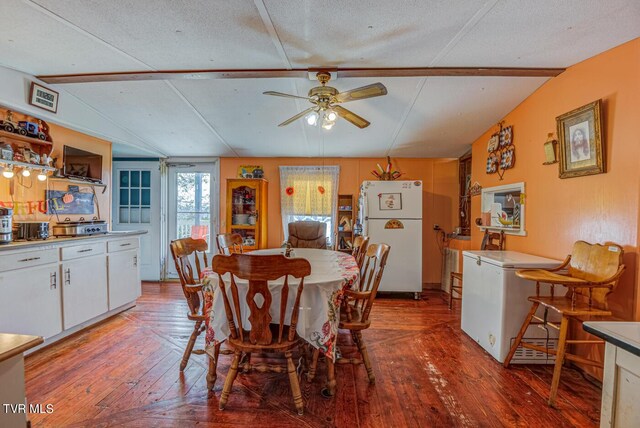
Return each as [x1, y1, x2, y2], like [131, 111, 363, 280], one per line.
[63, 146, 103, 183]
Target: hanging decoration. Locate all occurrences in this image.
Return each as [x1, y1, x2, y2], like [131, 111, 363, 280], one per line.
[318, 185, 325, 195]
[468, 181, 482, 196]
[371, 156, 402, 180]
[285, 186, 294, 196]
[486, 121, 515, 180]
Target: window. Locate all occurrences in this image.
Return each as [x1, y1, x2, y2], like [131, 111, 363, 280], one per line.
[279, 166, 339, 245]
[118, 170, 151, 224]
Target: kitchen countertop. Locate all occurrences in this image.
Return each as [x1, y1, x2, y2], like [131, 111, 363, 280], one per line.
[0, 333, 43, 363]
[583, 322, 640, 357]
[0, 230, 147, 251]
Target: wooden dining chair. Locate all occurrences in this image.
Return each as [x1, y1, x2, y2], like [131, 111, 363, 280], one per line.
[503, 241, 625, 407]
[449, 229, 504, 309]
[169, 238, 218, 384]
[309, 243, 390, 396]
[212, 253, 312, 415]
[216, 232, 244, 254]
[351, 235, 370, 269]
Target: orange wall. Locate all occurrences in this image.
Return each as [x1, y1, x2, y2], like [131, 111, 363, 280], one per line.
[220, 157, 458, 285]
[0, 108, 112, 225]
[468, 39, 640, 377]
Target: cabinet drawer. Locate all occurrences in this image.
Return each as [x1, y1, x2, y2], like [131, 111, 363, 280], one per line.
[0, 248, 58, 272]
[107, 238, 139, 253]
[61, 242, 106, 260]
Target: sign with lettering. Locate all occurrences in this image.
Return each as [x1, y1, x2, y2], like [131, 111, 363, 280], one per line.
[46, 190, 94, 215]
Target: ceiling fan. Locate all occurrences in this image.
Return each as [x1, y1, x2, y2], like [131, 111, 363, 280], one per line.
[263, 71, 387, 129]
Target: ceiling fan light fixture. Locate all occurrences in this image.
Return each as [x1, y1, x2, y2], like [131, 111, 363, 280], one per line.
[321, 117, 335, 130]
[325, 109, 337, 121]
[305, 110, 319, 126]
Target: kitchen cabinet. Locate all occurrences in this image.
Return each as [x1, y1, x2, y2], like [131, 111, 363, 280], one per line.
[108, 249, 140, 309]
[226, 178, 268, 250]
[0, 262, 62, 339]
[61, 255, 108, 329]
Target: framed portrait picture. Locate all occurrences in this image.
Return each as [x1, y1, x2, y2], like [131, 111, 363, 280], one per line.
[29, 82, 59, 113]
[556, 100, 604, 178]
[379, 193, 402, 210]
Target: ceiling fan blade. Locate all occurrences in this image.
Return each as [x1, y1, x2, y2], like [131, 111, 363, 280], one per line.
[333, 106, 370, 129]
[278, 107, 316, 127]
[263, 91, 311, 101]
[334, 83, 387, 103]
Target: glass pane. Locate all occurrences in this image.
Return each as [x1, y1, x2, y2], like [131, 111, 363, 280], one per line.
[176, 172, 211, 247]
[141, 189, 151, 206]
[119, 189, 129, 206]
[119, 207, 129, 223]
[130, 207, 140, 223]
[130, 189, 140, 205]
[141, 171, 151, 187]
[141, 207, 151, 224]
[130, 171, 140, 187]
[119, 171, 129, 188]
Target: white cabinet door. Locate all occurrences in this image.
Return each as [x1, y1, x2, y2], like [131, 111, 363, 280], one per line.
[62, 255, 108, 329]
[0, 263, 62, 338]
[107, 249, 141, 309]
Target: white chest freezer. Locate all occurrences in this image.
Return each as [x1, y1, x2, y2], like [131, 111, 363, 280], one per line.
[460, 250, 561, 364]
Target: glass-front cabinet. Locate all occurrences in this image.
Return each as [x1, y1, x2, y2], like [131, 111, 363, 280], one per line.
[225, 178, 268, 250]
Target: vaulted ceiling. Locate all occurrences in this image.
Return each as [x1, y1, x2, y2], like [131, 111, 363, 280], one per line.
[1, 0, 638, 158]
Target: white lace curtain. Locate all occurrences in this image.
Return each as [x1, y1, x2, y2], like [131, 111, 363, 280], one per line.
[279, 166, 340, 244]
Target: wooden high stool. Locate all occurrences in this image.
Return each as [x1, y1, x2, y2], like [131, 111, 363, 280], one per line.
[503, 241, 625, 407]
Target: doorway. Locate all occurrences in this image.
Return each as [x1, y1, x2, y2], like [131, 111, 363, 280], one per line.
[166, 162, 218, 278]
[112, 160, 161, 280]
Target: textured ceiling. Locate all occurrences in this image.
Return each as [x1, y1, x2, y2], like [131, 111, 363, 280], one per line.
[0, 0, 638, 157]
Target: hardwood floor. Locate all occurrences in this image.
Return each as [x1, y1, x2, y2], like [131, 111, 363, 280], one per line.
[25, 283, 601, 427]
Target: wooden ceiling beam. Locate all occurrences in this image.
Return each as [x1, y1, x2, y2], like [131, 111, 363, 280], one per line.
[38, 67, 564, 84]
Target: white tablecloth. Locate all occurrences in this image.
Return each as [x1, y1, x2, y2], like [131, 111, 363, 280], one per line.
[201, 248, 359, 360]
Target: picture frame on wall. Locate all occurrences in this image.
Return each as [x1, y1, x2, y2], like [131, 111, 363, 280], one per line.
[29, 82, 59, 113]
[556, 99, 604, 179]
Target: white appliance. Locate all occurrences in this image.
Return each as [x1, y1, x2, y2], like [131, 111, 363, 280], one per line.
[460, 250, 561, 364]
[359, 180, 422, 298]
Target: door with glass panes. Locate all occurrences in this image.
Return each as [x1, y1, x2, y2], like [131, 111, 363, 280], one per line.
[167, 163, 217, 277]
[113, 161, 161, 280]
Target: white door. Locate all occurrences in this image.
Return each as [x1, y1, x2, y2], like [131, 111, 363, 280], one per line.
[167, 163, 217, 278]
[108, 249, 141, 309]
[62, 256, 108, 329]
[113, 161, 161, 280]
[366, 218, 422, 293]
[362, 180, 423, 219]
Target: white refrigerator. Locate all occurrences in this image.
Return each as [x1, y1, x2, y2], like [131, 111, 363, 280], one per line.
[460, 250, 561, 364]
[359, 180, 422, 298]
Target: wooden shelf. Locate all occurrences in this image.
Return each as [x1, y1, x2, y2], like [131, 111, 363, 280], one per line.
[230, 224, 256, 229]
[50, 177, 107, 194]
[0, 130, 53, 153]
[0, 159, 56, 172]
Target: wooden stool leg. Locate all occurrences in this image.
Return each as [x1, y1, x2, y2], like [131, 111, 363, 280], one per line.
[504, 302, 540, 367]
[449, 275, 454, 309]
[219, 351, 242, 410]
[549, 315, 570, 408]
[286, 351, 304, 415]
[181, 320, 202, 371]
[356, 331, 375, 384]
[307, 348, 320, 382]
[325, 358, 336, 396]
[206, 342, 220, 390]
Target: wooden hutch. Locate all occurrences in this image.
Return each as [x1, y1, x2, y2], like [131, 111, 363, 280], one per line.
[225, 178, 267, 251]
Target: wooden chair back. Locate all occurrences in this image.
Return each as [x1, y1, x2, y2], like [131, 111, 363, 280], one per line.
[170, 238, 209, 315]
[352, 235, 370, 268]
[212, 254, 311, 346]
[287, 221, 327, 249]
[216, 233, 244, 254]
[355, 243, 391, 322]
[481, 230, 505, 251]
[568, 241, 625, 307]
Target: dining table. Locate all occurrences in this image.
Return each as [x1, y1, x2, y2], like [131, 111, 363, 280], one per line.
[201, 248, 360, 365]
